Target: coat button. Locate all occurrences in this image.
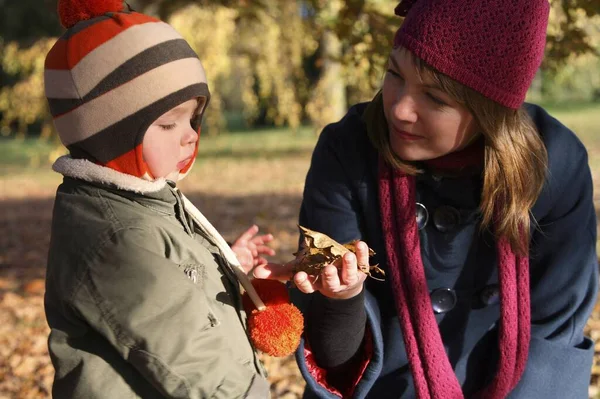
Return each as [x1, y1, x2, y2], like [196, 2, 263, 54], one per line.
[433, 206, 460, 233]
[431, 288, 457, 314]
[416, 202, 429, 230]
[480, 284, 500, 306]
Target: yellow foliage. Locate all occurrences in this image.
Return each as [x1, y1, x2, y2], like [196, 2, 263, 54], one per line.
[240, 3, 314, 129]
[0, 38, 56, 136]
[169, 2, 315, 132]
[169, 5, 238, 135]
[2, 0, 598, 139]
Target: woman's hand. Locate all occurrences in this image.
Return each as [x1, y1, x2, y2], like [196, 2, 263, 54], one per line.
[253, 241, 370, 300]
[230, 225, 275, 274]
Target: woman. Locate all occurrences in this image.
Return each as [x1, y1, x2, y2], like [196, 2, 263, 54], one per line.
[255, 0, 598, 397]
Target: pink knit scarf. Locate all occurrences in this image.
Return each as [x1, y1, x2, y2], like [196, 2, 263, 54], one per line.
[366, 93, 531, 398]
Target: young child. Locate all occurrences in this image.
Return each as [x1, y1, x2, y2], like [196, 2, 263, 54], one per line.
[44, 1, 273, 397]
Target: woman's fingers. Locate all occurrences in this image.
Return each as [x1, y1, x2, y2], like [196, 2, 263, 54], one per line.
[253, 242, 370, 298]
[355, 241, 370, 272]
[340, 242, 370, 285]
[293, 271, 315, 294]
[341, 251, 358, 285]
[322, 264, 341, 291]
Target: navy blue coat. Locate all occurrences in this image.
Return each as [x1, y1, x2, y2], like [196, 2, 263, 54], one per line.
[294, 103, 598, 398]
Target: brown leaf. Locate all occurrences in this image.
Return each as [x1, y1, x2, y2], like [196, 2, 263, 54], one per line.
[343, 240, 376, 257]
[299, 226, 350, 258]
[23, 279, 45, 295]
[293, 226, 384, 280]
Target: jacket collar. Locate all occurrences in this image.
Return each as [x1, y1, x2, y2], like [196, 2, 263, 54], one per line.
[53, 156, 168, 194]
[53, 155, 179, 214]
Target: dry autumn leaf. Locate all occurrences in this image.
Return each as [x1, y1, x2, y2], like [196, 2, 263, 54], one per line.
[291, 226, 385, 280]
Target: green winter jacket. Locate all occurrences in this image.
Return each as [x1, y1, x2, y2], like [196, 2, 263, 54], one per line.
[44, 156, 269, 399]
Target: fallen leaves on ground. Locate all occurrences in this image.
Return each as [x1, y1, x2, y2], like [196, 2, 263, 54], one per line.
[2, 157, 600, 398]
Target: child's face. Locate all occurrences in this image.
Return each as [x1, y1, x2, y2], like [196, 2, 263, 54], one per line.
[143, 99, 201, 181]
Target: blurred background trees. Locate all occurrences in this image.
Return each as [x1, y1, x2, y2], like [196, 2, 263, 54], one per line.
[0, 0, 598, 139]
[0, 5, 599, 396]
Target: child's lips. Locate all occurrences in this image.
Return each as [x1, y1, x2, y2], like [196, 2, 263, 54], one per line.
[177, 157, 192, 169]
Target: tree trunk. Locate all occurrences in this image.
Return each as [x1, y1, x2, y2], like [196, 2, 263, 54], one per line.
[321, 29, 347, 123]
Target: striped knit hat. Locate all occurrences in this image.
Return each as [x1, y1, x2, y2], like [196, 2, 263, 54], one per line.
[44, 0, 210, 179]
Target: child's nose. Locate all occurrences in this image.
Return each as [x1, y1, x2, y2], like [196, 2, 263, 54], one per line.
[182, 126, 198, 145]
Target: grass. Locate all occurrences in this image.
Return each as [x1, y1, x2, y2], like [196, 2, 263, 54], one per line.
[0, 126, 319, 168]
[545, 103, 600, 144]
[1, 102, 599, 196]
[0, 126, 320, 198]
[545, 103, 600, 193]
[196, 126, 318, 159]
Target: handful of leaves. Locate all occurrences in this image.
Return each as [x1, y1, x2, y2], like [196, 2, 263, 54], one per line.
[241, 226, 384, 358]
[292, 226, 385, 280]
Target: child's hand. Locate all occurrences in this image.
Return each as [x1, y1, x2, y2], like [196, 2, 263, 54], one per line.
[230, 225, 275, 274]
[253, 241, 370, 300]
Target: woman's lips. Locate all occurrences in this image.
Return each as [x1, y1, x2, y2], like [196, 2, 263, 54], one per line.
[391, 127, 424, 141]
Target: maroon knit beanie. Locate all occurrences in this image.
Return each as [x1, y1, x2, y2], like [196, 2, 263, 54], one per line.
[393, 0, 550, 109]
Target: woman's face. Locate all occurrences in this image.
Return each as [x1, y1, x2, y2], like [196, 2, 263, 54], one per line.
[382, 47, 478, 161]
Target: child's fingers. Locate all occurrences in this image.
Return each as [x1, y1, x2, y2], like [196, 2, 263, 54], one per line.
[253, 234, 274, 244]
[252, 262, 294, 280]
[255, 256, 269, 266]
[250, 235, 274, 247]
[256, 245, 276, 256]
[237, 225, 259, 243]
[293, 271, 315, 294]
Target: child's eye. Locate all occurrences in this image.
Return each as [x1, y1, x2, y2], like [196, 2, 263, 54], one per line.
[159, 123, 176, 131]
[427, 93, 447, 106]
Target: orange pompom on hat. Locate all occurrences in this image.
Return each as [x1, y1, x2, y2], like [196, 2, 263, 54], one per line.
[45, 0, 209, 180]
[58, 0, 125, 28]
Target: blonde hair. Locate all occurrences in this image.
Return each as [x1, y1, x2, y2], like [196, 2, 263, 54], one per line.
[373, 49, 548, 255]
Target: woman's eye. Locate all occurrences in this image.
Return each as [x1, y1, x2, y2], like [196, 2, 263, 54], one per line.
[387, 69, 402, 79]
[160, 123, 177, 131]
[427, 93, 447, 106]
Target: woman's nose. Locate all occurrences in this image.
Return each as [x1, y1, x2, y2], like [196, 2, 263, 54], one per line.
[392, 92, 418, 124]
